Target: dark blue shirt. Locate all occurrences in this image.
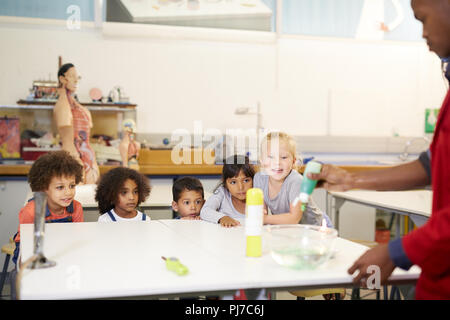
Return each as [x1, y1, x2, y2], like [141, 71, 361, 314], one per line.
[387, 149, 430, 269]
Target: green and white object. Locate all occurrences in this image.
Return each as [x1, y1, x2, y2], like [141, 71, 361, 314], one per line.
[293, 161, 322, 210]
[425, 108, 440, 133]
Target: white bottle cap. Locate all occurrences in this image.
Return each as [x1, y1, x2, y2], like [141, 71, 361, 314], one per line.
[299, 193, 309, 203]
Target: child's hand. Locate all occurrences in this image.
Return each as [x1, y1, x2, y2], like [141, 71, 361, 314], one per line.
[219, 216, 240, 228]
[287, 200, 304, 224]
[289, 200, 303, 215]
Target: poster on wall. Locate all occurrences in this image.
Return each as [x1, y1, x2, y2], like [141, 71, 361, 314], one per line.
[0, 117, 21, 159]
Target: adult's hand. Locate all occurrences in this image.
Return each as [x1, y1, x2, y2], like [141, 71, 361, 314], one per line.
[347, 244, 396, 287]
[308, 160, 429, 192]
[307, 164, 354, 191]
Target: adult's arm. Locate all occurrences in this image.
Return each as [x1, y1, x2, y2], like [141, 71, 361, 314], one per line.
[394, 148, 450, 275]
[385, 201, 450, 283]
[308, 158, 430, 192]
[401, 204, 450, 277]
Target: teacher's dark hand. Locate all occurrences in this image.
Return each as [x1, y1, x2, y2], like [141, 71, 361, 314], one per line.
[307, 164, 354, 191]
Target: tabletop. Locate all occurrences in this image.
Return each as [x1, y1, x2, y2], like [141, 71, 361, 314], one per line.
[18, 220, 421, 300]
[329, 190, 432, 218]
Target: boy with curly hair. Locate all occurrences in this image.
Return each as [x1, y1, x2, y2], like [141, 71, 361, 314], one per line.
[12, 150, 84, 265]
[96, 167, 151, 222]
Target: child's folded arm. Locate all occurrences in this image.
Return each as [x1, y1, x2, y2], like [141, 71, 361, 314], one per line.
[263, 201, 303, 225]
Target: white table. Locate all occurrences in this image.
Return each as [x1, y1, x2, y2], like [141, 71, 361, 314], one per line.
[327, 190, 432, 236]
[18, 220, 420, 300]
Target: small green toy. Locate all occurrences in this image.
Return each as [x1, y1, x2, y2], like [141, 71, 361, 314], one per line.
[161, 256, 189, 276]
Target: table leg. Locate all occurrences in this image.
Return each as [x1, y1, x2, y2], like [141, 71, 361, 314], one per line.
[408, 216, 414, 232]
[330, 195, 346, 232]
[409, 214, 428, 228]
[396, 214, 401, 238]
[404, 216, 409, 235]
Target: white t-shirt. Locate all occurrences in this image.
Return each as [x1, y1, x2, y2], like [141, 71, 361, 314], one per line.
[98, 209, 151, 222]
[254, 170, 327, 226]
[200, 185, 245, 224]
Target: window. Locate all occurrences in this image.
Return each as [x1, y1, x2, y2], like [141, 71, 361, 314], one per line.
[0, 0, 98, 21]
[0, 0, 423, 41]
[105, 0, 277, 32]
[281, 0, 423, 42]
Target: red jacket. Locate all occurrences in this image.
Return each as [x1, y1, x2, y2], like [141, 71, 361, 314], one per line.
[402, 90, 450, 299]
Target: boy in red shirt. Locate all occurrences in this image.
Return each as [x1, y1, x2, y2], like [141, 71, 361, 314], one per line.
[12, 150, 84, 266]
[309, 0, 450, 299]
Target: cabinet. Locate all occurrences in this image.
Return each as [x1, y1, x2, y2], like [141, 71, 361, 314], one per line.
[0, 179, 30, 267]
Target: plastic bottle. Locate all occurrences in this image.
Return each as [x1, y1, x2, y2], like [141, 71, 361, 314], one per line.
[245, 188, 264, 257]
[294, 161, 322, 210]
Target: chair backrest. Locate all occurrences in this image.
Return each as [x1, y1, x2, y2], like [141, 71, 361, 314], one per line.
[1, 240, 15, 255]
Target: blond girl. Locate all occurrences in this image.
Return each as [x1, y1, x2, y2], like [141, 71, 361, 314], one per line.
[254, 131, 330, 226]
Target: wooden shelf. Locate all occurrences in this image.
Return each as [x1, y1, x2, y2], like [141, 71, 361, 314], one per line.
[14, 100, 136, 109]
[0, 164, 392, 177]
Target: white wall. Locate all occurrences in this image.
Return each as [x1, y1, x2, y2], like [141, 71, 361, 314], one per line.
[277, 36, 447, 136]
[0, 17, 447, 138]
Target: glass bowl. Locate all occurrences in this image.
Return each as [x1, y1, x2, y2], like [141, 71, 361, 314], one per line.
[265, 224, 338, 270]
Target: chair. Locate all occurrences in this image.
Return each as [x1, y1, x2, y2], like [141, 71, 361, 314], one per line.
[348, 239, 387, 300]
[290, 288, 346, 300]
[0, 238, 16, 297]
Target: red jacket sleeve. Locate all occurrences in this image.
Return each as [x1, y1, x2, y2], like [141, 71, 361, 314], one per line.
[402, 204, 450, 277]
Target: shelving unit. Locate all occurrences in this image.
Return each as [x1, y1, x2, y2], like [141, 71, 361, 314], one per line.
[0, 100, 137, 139]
